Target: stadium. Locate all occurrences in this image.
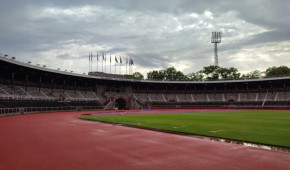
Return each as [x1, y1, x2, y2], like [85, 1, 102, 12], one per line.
[1, 54, 290, 169]
[1, 55, 290, 114]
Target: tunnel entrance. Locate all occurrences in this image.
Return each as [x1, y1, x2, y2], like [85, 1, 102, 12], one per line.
[115, 98, 127, 110]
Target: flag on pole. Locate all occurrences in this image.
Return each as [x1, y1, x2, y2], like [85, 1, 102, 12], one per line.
[115, 55, 118, 63]
[130, 58, 134, 65]
[103, 53, 105, 60]
[97, 52, 99, 61]
[120, 57, 122, 64]
[110, 54, 111, 63]
[91, 52, 93, 64]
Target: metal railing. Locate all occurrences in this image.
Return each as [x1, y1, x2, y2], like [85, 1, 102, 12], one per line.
[0, 105, 105, 116]
[0, 94, 59, 101]
[0, 94, 105, 102]
[150, 104, 290, 109]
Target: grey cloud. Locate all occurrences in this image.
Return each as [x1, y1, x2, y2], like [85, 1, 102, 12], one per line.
[246, 30, 290, 45]
[0, 0, 289, 76]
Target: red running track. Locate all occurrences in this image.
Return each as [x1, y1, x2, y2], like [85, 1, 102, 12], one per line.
[0, 111, 290, 170]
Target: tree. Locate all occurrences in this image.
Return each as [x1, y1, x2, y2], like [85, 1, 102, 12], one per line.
[187, 71, 204, 81]
[163, 67, 177, 80]
[147, 70, 165, 80]
[202, 65, 220, 80]
[147, 67, 188, 81]
[265, 66, 290, 77]
[163, 67, 187, 81]
[241, 70, 261, 79]
[217, 67, 241, 80]
[131, 72, 144, 80]
[145, 65, 290, 81]
[174, 71, 189, 80]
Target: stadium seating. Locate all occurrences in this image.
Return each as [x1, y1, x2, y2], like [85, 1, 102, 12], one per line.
[134, 90, 290, 108]
[1, 81, 289, 111]
[0, 83, 105, 111]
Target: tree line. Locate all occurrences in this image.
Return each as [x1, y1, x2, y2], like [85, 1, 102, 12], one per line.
[128, 65, 290, 81]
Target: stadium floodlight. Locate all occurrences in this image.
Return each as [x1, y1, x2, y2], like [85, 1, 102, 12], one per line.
[211, 32, 222, 66]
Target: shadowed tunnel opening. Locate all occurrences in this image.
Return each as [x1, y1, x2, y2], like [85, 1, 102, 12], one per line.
[115, 98, 126, 110]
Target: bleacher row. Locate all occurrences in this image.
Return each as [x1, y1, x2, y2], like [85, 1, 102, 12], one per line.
[134, 92, 290, 102]
[133, 90, 290, 107]
[0, 84, 104, 101]
[0, 84, 105, 108]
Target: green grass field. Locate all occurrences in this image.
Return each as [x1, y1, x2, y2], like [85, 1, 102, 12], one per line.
[80, 110, 290, 147]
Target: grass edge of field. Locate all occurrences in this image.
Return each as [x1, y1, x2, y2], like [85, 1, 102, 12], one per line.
[78, 112, 290, 149]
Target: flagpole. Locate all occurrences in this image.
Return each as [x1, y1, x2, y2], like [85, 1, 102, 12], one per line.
[126, 57, 127, 75]
[91, 52, 93, 72]
[110, 54, 111, 74]
[90, 52, 92, 72]
[96, 52, 98, 72]
[102, 53, 104, 72]
[105, 53, 106, 73]
[115, 55, 117, 74]
[119, 56, 121, 75]
[132, 58, 133, 75]
[132, 58, 134, 75]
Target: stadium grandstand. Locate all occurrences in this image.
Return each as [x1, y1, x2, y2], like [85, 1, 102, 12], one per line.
[0, 55, 290, 115]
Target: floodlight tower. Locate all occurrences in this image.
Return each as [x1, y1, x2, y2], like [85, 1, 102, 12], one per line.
[211, 32, 222, 66]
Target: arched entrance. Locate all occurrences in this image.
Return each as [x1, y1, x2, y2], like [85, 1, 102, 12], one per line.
[115, 98, 127, 110]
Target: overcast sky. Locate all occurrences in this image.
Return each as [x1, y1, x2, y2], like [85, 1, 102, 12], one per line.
[0, 0, 289, 77]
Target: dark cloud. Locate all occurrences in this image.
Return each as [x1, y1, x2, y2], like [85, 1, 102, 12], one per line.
[246, 30, 290, 45]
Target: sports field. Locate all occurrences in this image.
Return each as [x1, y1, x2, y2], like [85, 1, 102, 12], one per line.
[80, 110, 290, 147]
